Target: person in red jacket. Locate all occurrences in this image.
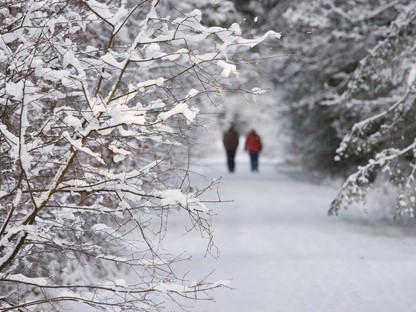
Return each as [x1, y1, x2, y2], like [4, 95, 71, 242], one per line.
[245, 129, 262, 172]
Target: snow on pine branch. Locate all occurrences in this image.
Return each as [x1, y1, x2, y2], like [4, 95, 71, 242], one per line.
[330, 142, 416, 215]
[333, 36, 416, 215]
[335, 91, 410, 157]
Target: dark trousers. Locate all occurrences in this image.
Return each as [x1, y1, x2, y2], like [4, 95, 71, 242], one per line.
[226, 149, 237, 172]
[249, 152, 259, 172]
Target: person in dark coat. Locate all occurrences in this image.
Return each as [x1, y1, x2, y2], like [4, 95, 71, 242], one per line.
[223, 124, 239, 172]
[245, 129, 262, 172]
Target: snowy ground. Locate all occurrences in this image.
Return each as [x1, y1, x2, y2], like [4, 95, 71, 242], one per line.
[163, 147, 416, 312]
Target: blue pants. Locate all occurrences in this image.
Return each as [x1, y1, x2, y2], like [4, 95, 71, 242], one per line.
[249, 153, 259, 172]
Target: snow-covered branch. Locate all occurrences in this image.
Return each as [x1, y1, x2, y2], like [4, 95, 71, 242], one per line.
[0, 0, 278, 310]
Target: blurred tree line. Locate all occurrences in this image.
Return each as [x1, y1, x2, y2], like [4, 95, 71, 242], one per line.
[219, 0, 416, 215]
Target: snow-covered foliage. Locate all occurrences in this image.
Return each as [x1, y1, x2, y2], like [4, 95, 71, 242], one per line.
[328, 2, 416, 216]
[226, 0, 416, 217]
[248, 0, 416, 216]
[0, 0, 278, 310]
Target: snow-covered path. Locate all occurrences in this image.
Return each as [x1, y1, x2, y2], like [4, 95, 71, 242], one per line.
[166, 157, 416, 312]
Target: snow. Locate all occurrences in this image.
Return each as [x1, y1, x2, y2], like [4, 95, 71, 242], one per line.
[1, 274, 49, 286]
[63, 115, 83, 128]
[4, 1, 416, 310]
[158, 142, 416, 312]
[156, 189, 210, 213]
[157, 102, 199, 123]
[62, 131, 106, 165]
[108, 144, 131, 162]
[0, 123, 18, 148]
[217, 60, 238, 77]
[5, 81, 24, 100]
[236, 30, 281, 47]
[407, 64, 416, 86]
[101, 52, 127, 69]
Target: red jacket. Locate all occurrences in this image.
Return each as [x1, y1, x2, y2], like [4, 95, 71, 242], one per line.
[245, 131, 262, 153]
